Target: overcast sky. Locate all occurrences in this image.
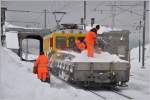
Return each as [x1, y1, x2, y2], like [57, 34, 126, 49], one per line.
[1, 1, 149, 48]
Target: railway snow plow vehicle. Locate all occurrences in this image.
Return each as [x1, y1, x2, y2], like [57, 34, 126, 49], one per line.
[43, 24, 130, 87]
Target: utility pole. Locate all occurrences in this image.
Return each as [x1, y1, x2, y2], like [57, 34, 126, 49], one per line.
[138, 20, 142, 62]
[84, 0, 86, 30]
[111, 1, 116, 30]
[142, 1, 146, 68]
[44, 9, 47, 29]
[111, 5, 114, 29]
[1, 7, 7, 46]
[91, 18, 95, 27]
[25, 39, 28, 60]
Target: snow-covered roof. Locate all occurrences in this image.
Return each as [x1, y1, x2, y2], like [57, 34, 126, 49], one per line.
[4, 22, 42, 29]
[4, 22, 24, 28]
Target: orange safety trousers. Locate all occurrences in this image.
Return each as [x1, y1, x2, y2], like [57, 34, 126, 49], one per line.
[85, 31, 96, 57]
[37, 67, 48, 81]
[86, 41, 94, 57]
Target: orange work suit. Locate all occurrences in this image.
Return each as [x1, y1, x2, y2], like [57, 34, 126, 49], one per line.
[34, 54, 49, 81]
[85, 31, 96, 57]
[75, 40, 86, 51]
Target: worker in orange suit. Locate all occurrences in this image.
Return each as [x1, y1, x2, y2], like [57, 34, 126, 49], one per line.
[85, 25, 100, 57]
[75, 40, 86, 51]
[34, 51, 49, 82]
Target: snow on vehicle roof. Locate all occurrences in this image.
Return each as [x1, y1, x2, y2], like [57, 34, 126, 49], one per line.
[58, 50, 128, 63]
[58, 50, 79, 56]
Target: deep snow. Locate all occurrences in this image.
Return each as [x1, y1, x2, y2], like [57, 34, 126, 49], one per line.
[0, 44, 150, 100]
[0, 47, 100, 100]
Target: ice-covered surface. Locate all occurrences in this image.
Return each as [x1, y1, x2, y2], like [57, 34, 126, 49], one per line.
[5, 31, 19, 49]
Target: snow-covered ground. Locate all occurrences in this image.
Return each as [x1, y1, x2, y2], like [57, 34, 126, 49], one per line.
[128, 44, 150, 98]
[0, 47, 100, 100]
[0, 44, 150, 100]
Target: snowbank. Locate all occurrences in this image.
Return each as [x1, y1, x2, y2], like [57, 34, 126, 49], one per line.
[0, 47, 100, 100]
[0, 43, 149, 100]
[129, 43, 150, 96]
[130, 43, 150, 70]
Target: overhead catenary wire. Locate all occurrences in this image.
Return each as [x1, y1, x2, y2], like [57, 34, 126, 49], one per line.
[115, 6, 143, 16]
[6, 9, 53, 13]
[5, 1, 147, 30]
[92, 1, 106, 12]
[96, 2, 143, 25]
[6, 9, 67, 28]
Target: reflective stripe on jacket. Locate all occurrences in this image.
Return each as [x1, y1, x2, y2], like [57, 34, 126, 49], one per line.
[34, 55, 49, 68]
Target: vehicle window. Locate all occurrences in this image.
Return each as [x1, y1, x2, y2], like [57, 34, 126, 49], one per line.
[56, 37, 67, 50]
[68, 37, 76, 49]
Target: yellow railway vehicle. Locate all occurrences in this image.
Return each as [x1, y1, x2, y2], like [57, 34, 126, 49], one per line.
[43, 24, 130, 87]
[43, 32, 86, 57]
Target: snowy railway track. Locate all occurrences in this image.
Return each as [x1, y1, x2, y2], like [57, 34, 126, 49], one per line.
[88, 90, 107, 100]
[111, 89, 134, 99]
[51, 74, 134, 100]
[88, 89, 134, 100]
